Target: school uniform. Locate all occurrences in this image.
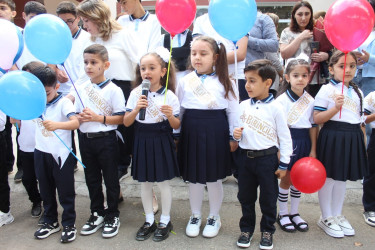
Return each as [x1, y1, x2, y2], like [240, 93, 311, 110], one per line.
[314, 79, 368, 181]
[34, 95, 77, 227]
[176, 71, 239, 184]
[0, 110, 10, 214]
[275, 88, 315, 169]
[126, 86, 180, 182]
[235, 94, 293, 233]
[363, 92, 375, 211]
[72, 79, 125, 218]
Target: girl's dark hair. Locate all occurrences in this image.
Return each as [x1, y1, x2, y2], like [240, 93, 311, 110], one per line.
[277, 59, 310, 97]
[329, 50, 363, 116]
[290, 1, 314, 33]
[133, 53, 177, 93]
[190, 36, 235, 99]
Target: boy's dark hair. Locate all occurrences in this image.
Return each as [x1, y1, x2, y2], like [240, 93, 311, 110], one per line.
[56, 1, 77, 16]
[244, 59, 277, 84]
[31, 65, 57, 87]
[21, 61, 44, 72]
[24, 1, 46, 16]
[0, 0, 15, 11]
[84, 44, 109, 61]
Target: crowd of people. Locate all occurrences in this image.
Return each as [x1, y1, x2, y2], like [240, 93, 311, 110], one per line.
[0, 0, 375, 249]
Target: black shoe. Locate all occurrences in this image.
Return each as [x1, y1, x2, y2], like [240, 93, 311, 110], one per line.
[38, 212, 45, 226]
[259, 232, 273, 250]
[136, 221, 157, 241]
[80, 212, 104, 235]
[31, 202, 42, 217]
[153, 221, 173, 242]
[61, 225, 77, 243]
[102, 216, 120, 238]
[34, 222, 60, 239]
[14, 169, 23, 182]
[237, 232, 253, 248]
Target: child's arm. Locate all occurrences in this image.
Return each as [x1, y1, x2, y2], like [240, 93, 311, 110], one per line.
[313, 94, 344, 124]
[9, 118, 21, 129]
[365, 113, 375, 124]
[309, 126, 318, 158]
[124, 95, 148, 127]
[160, 105, 180, 130]
[80, 107, 124, 125]
[43, 115, 79, 131]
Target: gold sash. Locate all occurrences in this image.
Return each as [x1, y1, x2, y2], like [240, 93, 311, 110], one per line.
[135, 88, 164, 122]
[84, 84, 112, 116]
[185, 72, 219, 109]
[287, 92, 314, 126]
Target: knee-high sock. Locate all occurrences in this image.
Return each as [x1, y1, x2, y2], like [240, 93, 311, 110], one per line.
[331, 180, 346, 217]
[318, 178, 335, 219]
[189, 183, 205, 216]
[278, 187, 289, 216]
[156, 180, 172, 224]
[141, 182, 154, 224]
[206, 180, 223, 217]
[290, 185, 301, 215]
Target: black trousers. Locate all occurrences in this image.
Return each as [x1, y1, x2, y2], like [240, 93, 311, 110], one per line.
[363, 130, 375, 211]
[0, 131, 10, 213]
[20, 151, 41, 204]
[78, 131, 120, 218]
[5, 117, 14, 172]
[237, 150, 279, 234]
[34, 149, 76, 227]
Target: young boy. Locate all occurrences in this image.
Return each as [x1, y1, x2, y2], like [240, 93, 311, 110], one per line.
[32, 65, 79, 243]
[70, 44, 125, 238]
[233, 59, 293, 249]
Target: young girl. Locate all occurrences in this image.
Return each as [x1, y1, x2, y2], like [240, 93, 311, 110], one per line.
[124, 47, 180, 242]
[275, 59, 317, 233]
[176, 36, 239, 238]
[314, 51, 368, 238]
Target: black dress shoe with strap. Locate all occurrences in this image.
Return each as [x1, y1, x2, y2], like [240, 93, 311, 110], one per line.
[153, 221, 173, 242]
[135, 221, 157, 241]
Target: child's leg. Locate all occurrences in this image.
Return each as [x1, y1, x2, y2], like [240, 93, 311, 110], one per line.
[141, 182, 154, 224]
[278, 172, 291, 217]
[206, 180, 223, 217]
[331, 180, 346, 217]
[156, 180, 172, 225]
[290, 185, 308, 230]
[54, 154, 76, 227]
[0, 133, 10, 214]
[318, 178, 335, 219]
[20, 151, 41, 205]
[189, 183, 205, 216]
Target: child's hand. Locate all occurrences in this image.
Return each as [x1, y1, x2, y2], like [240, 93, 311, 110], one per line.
[229, 141, 238, 152]
[80, 108, 99, 122]
[9, 118, 20, 125]
[309, 150, 317, 158]
[160, 105, 173, 118]
[334, 94, 345, 110]
[275, 169, 287, 179]
[135, 95, 148, 112]
[233, 127, 244, 140]
[43, 120, 59, 131]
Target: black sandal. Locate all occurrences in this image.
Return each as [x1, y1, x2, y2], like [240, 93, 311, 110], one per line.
[289, 214, 309, 232]
[277, 214, 296, 233]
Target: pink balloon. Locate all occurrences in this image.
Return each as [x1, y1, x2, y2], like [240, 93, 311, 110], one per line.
[325, 0, 375, 53]
[156, 0, 196, 38]
[0, 19, 19, 70]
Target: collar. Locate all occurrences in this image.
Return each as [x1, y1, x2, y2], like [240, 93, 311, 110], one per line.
[153, 86, 166, 95]
[46, 93, 63, 107]
[95, 78, 110, 89]
[330, 78, 353, 89]
[129, 10, 149, 21]
[195, 70, 216, 78]
[286, 87, 301, 102]
[72, 27, 82, 39]
[250, 94, 274, 105]
[181, 29, 189, 35]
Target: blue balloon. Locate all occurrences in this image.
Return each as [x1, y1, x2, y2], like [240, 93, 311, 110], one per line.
[13, 26, 24, 65]
[0, 71, 46, 120]
[24, 14, 72, 64]
[208, 0, 257, 42]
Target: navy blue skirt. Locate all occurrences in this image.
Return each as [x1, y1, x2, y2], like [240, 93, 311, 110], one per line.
[317, 121, 368, 181]
[131, 121, 179, 182]
[288, 128, 311, 170]
[178, 109, 231, 184]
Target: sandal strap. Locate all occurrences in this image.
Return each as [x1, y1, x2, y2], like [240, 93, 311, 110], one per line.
[279, 214, 291, 219]
[289, 213, 300, 218]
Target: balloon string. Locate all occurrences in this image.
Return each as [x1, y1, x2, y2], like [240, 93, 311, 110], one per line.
[61, 63, 85, 109]
[164, 36, 173, 104]
[339, 52, 347, 119]
[233, 41, 238, 93]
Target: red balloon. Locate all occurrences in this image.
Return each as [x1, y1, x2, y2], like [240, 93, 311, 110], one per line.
[290, 157, 326, 194]
[155, 0, 196, 38]
[325, 0, 375, 53]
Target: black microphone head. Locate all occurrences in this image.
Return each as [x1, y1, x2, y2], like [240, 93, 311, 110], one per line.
[141, 79, 151, 91]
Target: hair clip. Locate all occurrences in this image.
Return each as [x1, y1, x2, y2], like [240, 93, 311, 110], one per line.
[153, 47, 170, 63]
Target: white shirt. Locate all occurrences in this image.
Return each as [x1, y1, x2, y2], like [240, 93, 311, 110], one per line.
[72, 79, 126, 133]
[275, 89, 315, 128]
[117, 11, 161, 55]
[193, 14, 246, 80]
[0, 110, 5, 132]
[57, 28, 91, 94]
[314, 79, 364, 124]
[35, 95, 76, 166]
[176, 72, 239, 134]
[18, 120, 36, 152]
[16, 39, 45, 70]
[126, 85, 180, 124]
[364, 91, 375, 128]
[235, 95, 293, 168]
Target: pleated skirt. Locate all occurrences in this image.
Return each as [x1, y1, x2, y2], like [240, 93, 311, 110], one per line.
[288, 128, 311, 170]
[317, 120, 368, 181]
[131, 121, 179, 182]
[178, 109, 231, 184]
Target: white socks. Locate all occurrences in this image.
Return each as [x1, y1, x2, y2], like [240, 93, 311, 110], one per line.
[278, 187, 289, 216]
[332, 180, 346, 217]
[189, 183, 204, 216]
[189, 180, 223, 217]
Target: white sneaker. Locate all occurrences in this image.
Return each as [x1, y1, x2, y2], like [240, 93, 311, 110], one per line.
[0, 210, 14, 227]
[317, 216, 344, 238]
[334, 215, 355, 236]
[81, 212, 104, 235]
[363, 211, 375, 227]
[186, 214, 201, 237]
[202, 215, 221, 238]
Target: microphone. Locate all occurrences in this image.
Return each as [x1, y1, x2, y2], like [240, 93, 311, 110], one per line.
[138, 79, 151, 120]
